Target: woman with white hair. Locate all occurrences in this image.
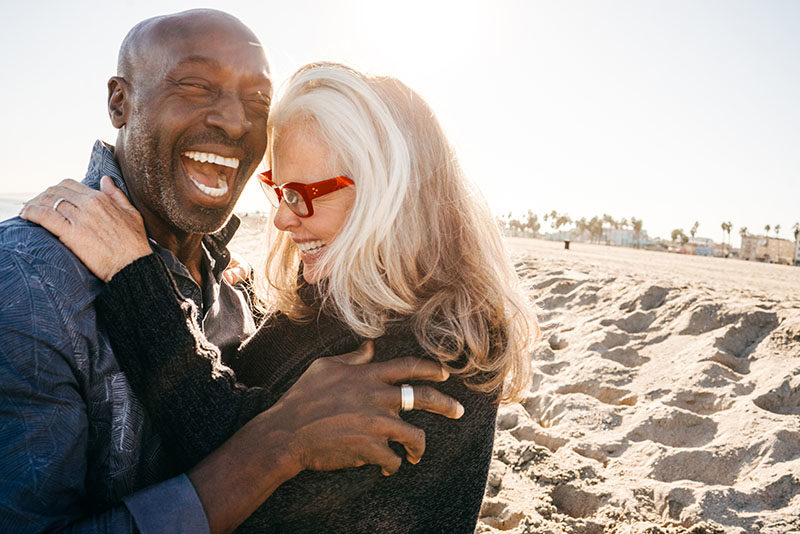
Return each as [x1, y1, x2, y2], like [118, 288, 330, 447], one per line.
[22, 63, 536, 532]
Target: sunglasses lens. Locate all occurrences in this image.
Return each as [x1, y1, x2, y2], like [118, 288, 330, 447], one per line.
[259, 180, 281, 208]
[283, 188, 309, 217]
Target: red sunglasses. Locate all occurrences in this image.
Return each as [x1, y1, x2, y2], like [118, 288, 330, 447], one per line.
[258, 170, 354, 218]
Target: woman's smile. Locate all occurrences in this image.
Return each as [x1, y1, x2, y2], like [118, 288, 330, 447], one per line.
[271, 120, 355, 284]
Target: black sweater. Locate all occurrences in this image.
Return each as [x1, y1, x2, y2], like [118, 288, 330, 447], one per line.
[96, 254, 497, 533]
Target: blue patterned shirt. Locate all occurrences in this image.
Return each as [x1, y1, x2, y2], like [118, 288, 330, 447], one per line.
[0, 141, 256, 532]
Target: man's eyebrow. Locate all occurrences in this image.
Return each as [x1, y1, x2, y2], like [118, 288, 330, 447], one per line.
[172, 55, 223, 70]
[170, 55, 272, 90]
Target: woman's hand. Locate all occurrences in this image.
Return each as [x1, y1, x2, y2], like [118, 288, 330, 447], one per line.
[223, 251, 253, 286]
[19, 176, 152, 282]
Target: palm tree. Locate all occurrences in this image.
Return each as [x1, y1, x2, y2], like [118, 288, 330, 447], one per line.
[774, 224, 781, 238]
[631, 217, 643, 248]
[793, 222, 800, 241]
[764, 224, 771, 235]
[720, 221, 733, 256]
[690, 221, 699, 241]
[601, 214, 616, 243]
[555, 214, 572, 232]
[524, 210, 540, 236]
[508, 216, 523, 235]
[575, 217, 588, 240]
[588, 216, 603, 243]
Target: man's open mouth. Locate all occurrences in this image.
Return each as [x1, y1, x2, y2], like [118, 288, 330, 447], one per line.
[180, 151, 240, 199]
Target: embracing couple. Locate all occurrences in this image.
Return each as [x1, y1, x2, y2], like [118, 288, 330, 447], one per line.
[1, 9, 536, 533]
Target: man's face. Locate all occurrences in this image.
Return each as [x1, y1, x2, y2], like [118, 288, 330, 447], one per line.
[122, 23, 271, 235]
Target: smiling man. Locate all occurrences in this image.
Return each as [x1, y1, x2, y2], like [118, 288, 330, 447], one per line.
[0, 9, 460, 533]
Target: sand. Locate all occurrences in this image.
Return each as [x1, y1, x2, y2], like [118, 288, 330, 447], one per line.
[479, 238, 800, 534]
[230, 218, 800, 534]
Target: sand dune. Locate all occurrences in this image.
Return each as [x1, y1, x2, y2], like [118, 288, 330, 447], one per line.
[230, 221, 800, 533]
[478, 238, 800, 534]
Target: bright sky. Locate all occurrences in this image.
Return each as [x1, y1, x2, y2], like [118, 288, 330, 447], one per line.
[1, 0, 798, 242]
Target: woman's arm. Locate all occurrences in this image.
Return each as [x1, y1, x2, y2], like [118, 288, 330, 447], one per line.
[96, 253, 278, 470]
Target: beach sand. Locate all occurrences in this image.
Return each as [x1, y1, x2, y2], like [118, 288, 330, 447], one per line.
[231, 217, 800, 534]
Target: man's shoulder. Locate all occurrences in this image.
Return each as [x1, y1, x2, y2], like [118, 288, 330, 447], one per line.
[0, 216, 101, 308]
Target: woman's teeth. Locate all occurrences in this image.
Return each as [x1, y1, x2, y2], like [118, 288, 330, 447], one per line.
[297, 240, 325, 253]
[191, 176, 229, 197]
[182, 151, 240, 169]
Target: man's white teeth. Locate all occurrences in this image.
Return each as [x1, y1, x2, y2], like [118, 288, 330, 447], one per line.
[190, 175, 229, 197]
[296, 240, 325, 252]
[182, 151, 240, 169]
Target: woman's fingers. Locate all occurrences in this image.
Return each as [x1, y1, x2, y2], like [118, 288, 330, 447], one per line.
[53, 178, 90, 193]
[100, 175, 136, 212]
[19, 202, 72, 235]
[19, 178, 151, 282]
[222, 251, 252, 286]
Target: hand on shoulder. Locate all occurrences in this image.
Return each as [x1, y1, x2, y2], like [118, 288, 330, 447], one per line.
[19, 176, 151, 282]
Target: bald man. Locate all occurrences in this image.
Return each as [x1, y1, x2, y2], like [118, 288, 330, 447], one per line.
[0, 10, 459, 533]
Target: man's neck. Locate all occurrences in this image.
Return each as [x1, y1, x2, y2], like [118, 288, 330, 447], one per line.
[141, 211, 206, 287]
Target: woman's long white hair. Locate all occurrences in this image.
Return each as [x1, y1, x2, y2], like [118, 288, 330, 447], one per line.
[258, 63, 537, 402]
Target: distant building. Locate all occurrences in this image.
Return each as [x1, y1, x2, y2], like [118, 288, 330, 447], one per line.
[687, 237, 717, 256]
[795, 234, 800, 266]
[740, 235, 796, 264]
[547, 227, 654, 247]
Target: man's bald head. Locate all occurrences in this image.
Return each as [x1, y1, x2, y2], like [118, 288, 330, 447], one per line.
[108, 9, 271, 241]
[117, 9, 266, 82]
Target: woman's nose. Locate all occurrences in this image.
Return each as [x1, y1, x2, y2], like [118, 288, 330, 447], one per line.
[273, 202, 300, 232]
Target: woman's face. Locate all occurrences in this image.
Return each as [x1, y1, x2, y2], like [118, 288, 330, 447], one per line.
[272, 121, 355, 285]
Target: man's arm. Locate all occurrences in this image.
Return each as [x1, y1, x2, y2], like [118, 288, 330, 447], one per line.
[183, 344, 464, 534]
[0, 238, 207, 533]
[94, 255, 465, 533]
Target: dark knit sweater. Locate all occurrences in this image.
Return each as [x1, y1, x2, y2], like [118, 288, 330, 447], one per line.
[96, 254, 498, 533]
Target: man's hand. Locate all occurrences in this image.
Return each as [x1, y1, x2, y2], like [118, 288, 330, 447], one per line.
[273, 340, 464, 476]
[188, 341, 464, 533]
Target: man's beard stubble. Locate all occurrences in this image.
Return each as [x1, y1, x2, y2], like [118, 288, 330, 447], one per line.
[124, 120, 243, 236]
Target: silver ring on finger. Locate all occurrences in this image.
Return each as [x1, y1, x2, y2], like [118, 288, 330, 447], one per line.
[53, 197, 68, 212]
[400, 384, 414, 412]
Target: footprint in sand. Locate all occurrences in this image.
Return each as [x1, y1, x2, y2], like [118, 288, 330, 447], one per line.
[588, 328, 630, 352]
[753, 375, 800, 415]
[662, 389, 733, 415]
[649, 448, 742, 486]
[620, 285, 670, 312]
[556, 382, 638, 407]
[548, 333, 569, 350]
[714, 310, 779, 358]
[478, 499, 525, 531]
[626, 405, 717, 448]
[601, 346, 649, 368]
[695, 310, 781, 375]
[614, 310, 656, 333]
[550, 483, 607, 519]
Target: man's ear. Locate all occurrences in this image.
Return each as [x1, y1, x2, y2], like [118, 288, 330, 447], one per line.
[108, 76, 130, 129]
